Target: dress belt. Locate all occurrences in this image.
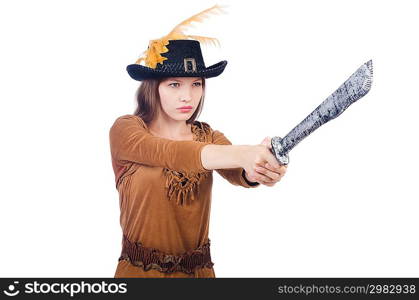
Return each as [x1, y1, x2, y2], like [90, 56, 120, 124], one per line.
[118, 234, 214, 274]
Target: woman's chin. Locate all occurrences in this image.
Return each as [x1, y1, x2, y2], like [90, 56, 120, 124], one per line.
[170, 115, 191, 122]
[172, 111, 194, 120]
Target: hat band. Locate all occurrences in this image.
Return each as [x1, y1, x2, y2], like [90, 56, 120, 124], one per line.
[156, 60, 206, 73]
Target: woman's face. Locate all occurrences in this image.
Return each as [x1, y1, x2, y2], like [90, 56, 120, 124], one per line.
[158, 77, 203, 122]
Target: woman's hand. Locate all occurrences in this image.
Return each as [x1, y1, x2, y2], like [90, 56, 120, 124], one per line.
[242, 136, 288, 186]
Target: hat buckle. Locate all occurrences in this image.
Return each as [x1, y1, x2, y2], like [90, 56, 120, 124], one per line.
[184, 58, 197, 72]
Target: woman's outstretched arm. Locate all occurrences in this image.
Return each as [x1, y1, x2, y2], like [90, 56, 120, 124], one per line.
[109, 115, 281, 186]
[201, 129, 281, 188]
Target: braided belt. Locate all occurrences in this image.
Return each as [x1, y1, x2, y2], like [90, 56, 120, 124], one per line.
[118, 234, 214, 274]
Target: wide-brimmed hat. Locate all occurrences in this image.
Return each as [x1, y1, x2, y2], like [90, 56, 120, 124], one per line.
[127, 39, 227, 81]
[126, 4, 228, 81]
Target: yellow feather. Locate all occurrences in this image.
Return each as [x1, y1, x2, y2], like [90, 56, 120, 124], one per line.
[186, 35, 220, 47]
[166, 4, 227, 39]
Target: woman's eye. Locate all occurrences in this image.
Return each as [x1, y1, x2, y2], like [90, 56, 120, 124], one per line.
[193, 82, 202, 87]
[169, 83, 179, 87]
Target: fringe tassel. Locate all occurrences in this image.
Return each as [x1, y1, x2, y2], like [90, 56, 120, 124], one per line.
[191, 120, 212, 142]
[163, 121, 212, 206]
[164, 169, 209, 206]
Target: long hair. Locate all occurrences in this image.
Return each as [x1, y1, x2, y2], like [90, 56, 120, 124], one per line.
[133, 77, 206, 125]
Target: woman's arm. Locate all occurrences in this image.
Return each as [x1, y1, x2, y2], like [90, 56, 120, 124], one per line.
[109, 115, 277, 187]
[201, 130, 260, 188]
[200, 144, 245, 170]
[202, 129, 283, 187]
[201, 144, 260, 188]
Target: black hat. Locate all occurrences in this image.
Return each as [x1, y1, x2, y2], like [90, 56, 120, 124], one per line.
[127, 39, 227, 81]
[126, 4, 228, 81]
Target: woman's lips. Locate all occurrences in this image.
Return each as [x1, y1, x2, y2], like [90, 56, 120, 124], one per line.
[177, 106, 193, 112]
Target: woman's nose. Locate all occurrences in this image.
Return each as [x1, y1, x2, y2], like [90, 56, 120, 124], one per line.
[181, 87, 193, 101]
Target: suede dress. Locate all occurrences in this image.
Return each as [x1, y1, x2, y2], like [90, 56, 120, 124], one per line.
[109, 114, 260, 278]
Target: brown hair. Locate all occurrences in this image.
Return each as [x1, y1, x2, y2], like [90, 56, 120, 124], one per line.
[133, 77, 206, 126]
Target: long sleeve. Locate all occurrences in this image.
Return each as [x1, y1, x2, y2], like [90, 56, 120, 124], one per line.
[109, 115, 212, 174]
[212, 129, 260, 188]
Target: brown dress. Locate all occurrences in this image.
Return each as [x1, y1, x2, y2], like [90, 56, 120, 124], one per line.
[109, 114, 260, 278]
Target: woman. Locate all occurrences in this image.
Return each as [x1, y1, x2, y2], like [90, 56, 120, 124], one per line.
[109, 8, 288, 278]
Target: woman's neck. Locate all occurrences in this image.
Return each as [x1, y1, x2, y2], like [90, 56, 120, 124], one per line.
[148, 116, 192, 140]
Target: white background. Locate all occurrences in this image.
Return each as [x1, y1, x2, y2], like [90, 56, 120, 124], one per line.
[1, 0, 418, 277]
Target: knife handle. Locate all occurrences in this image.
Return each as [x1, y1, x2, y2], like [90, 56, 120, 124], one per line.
[271, 136, 289, 165]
